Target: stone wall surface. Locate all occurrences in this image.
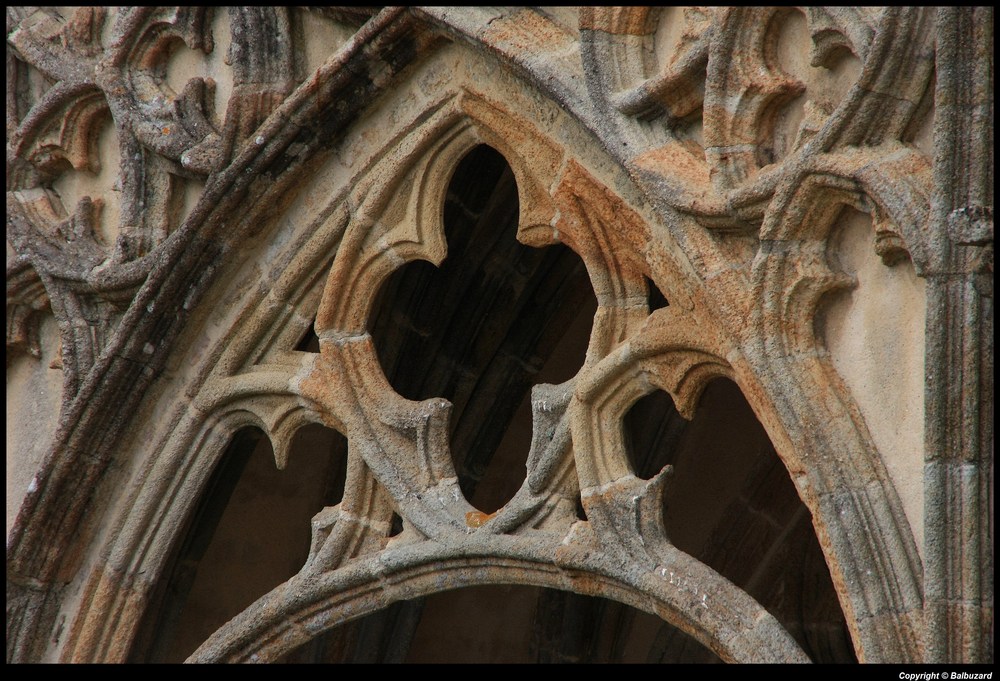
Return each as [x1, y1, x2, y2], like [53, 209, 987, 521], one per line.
[5, 7, 992, 663]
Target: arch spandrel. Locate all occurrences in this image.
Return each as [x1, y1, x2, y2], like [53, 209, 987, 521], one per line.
[7, 6, 986, 665]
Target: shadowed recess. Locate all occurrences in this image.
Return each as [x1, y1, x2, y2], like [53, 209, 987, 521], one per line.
[367, 144, 597, 511]
[645, 275, 670, 312]
[624, 379, 858, 662]
[129, 424, 348, 663]
[294, 322, 320, 352]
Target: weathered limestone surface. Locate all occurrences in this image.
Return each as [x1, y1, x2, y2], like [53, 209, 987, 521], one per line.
[6, 7, 992, 663]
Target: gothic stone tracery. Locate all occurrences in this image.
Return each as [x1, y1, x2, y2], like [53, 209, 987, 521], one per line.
[6, 6, 993, 663]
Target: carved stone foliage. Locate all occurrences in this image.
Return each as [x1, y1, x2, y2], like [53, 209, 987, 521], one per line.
[576, 6, 943, 662]
[8, 7, 202, 384]
[6, 6, 991, 665]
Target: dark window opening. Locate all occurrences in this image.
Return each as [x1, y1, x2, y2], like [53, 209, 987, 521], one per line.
[623, 378, 857, 663]
[130, 424, 348, 663]
[367, 144, 597, 513]
[623, 389, 687, 480]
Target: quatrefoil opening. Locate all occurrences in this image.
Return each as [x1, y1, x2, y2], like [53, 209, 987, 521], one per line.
[367, 144, 597, 515]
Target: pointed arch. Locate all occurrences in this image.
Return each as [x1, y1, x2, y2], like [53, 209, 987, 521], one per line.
[7, 7, 972, 665]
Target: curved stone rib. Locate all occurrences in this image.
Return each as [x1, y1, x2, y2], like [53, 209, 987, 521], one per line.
[746, 167, 925, 661]
[6, 8, 430, 663]
[298, 335, 474, 541]
[479, 381, 579, 535]
[188, 534, 809, 664]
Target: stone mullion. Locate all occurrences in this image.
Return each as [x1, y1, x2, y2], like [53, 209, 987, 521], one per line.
[924, 279, 993, 662]
[923, 6, 993, 664]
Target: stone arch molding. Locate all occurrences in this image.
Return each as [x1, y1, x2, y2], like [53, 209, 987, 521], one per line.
[8, 6, 978, 665]
[183, 93, 805, 662]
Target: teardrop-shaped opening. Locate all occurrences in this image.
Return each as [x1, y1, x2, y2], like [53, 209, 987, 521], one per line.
[367, 144, 597, 513]
[130, 423, 348, 662]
